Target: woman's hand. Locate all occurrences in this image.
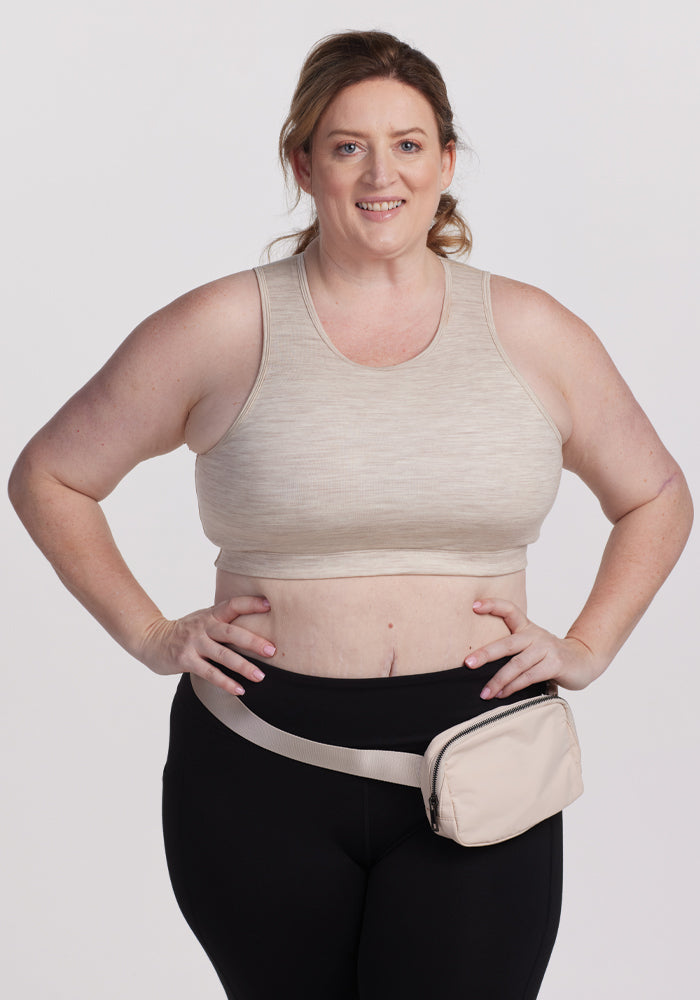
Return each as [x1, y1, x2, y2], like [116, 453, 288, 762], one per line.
[464, 599, 604, 700]
[136, 596, 276, 696]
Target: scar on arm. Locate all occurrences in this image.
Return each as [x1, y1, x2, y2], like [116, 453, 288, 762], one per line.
[656, 472, 679, 497]
[616, 470, 681, 522]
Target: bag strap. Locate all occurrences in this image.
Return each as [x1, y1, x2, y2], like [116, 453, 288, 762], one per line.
[190, 674, 423, 787]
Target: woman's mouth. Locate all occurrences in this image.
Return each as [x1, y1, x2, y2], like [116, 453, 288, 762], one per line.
[356, 199, 405, 212]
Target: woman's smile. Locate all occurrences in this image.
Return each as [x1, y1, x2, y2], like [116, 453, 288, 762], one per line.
[356, 199, 405, 211]
[356, 198, 406, 220]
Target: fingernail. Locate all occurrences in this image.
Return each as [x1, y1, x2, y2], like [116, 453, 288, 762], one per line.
[252, 668, 265, 681]
[263, 643, 276, 656]
[261, 599, 271, 608]
[473, 601, 482, 609]
[235, 684, 245, 696]
[465, 656, 477, 667]
[480, 687, 491, 699]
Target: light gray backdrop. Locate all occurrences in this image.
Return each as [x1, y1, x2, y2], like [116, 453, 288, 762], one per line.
[3, 1, 698, 997]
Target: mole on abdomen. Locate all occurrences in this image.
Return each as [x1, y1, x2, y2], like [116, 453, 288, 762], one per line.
[387, 622, 394, 629]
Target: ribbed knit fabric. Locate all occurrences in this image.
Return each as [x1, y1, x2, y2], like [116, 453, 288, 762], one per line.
[195, 253, 562, 578]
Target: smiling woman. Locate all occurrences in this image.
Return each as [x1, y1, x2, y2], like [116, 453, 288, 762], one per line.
[8, 27, 692, 1000]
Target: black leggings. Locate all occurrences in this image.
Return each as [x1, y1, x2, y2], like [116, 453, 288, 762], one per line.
[162, 658, 562, 1000]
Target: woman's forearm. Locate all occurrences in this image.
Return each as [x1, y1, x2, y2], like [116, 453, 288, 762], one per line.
[9, 455, 164, 658]
[566, 469, 693, 675]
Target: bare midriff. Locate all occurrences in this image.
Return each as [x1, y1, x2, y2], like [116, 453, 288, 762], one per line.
[214, 570, 527, 678]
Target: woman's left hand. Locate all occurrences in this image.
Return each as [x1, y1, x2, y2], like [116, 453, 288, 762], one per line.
[465, 599, 605, 699]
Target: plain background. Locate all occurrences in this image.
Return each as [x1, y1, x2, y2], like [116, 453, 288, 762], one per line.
[2, 1, 698, 997]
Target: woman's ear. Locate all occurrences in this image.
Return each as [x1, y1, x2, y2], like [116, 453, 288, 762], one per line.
[441, 140, 457, 190]
[291, 148, 313, 194]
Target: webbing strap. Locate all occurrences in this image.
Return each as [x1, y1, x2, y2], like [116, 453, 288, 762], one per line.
[190, 674, 423, 787]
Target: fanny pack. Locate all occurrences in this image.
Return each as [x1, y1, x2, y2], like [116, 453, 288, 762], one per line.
[190, 674, 583, 847]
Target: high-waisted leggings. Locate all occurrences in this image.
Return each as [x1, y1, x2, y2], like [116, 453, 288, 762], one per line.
[162, 657, 563, 1000]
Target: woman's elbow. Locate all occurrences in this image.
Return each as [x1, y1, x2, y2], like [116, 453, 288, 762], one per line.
[654, 466, 693, 553]
[8, 443, 54, 520]
[8, 447, 33, 515]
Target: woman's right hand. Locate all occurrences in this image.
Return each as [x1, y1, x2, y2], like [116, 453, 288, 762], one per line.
[136, 596, 275, 695]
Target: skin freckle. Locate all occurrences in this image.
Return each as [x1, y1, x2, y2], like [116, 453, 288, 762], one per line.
[387, 622, 394, 628]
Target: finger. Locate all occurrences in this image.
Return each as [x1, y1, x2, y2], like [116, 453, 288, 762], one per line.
[464, 632, 531, 669]
[196, 659, 247, 697]
[200, 637, 269, 685]
[472, 599, 529, 635]
[213, 595, 272, 622]
[208, 620, 277, 660]
[481, 651, 547, 700]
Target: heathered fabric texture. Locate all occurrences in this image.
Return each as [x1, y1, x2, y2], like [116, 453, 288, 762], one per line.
[195, 254, 562, 578]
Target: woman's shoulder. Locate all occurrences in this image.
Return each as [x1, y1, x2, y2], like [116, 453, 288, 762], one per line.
[489, 272, 566, 325]
[134, 265, 265, 387]
[119, 265, 264, 394]
[487, 272, 611, 375]
[447, 260, 569, 324]
[76, 267, 266, 462]
[180, 254, 301, 320]
[160, 266, 262, 334]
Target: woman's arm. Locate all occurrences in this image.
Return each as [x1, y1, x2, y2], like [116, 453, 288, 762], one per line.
[466, 280, 693, 698]
[8, 270, 275, 695]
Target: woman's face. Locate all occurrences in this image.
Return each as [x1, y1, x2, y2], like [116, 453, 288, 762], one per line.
[293, 78, 456, 262]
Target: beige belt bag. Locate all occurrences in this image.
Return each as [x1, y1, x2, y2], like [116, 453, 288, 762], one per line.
[191, 675, 583, 847]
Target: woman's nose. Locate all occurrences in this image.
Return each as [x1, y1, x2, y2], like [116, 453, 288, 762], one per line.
[363, 148, 396, 187]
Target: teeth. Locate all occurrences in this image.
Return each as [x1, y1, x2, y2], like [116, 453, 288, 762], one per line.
[357, 200, 404, 211]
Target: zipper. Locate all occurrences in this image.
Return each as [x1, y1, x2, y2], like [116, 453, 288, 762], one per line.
[428, 694, 557, 832]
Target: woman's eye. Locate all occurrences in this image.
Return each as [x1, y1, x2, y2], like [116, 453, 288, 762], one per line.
[339, 142, 358, 155]
[400, 140, 420, 152]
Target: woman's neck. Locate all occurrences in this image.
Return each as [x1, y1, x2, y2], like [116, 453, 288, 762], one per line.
[306, 236, 443, 296]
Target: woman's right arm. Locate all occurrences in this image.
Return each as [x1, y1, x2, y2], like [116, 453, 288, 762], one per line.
[8, 270, 274, 695]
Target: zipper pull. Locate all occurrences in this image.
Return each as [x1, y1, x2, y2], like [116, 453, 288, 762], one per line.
[429, 793, 439, 831]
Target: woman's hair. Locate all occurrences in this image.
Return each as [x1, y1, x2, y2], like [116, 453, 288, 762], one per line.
[273, 30, 472, 258]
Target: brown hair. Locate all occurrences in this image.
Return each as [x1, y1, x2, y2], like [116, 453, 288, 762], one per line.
[272, 30, 472, 258]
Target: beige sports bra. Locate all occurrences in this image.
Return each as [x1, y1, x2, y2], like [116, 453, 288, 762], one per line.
[195, 253, 562, 578]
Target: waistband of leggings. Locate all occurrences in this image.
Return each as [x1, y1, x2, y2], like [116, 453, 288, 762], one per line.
[238, 655, 509, 690]
[204, 655, 546, 753]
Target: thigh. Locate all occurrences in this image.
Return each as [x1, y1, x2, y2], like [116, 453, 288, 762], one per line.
[162, 677, 368, 1000]
[358, 813, 563, 1000]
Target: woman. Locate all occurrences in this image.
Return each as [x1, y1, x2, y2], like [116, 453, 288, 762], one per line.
[9, 29, 692, 1000]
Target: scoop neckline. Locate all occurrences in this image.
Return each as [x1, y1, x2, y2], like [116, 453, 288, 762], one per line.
[296, 252, 452, 371]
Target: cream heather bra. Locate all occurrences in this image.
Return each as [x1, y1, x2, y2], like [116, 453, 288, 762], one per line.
[195, 254, 563, 578]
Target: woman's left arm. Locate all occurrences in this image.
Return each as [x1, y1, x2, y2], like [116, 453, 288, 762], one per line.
[466, 284, 693, 699]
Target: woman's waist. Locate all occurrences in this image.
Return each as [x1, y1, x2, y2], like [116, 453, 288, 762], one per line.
[216, 569, 526, 677]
